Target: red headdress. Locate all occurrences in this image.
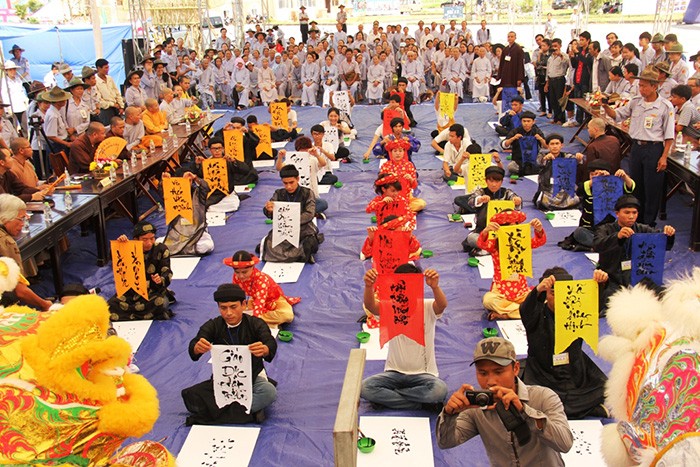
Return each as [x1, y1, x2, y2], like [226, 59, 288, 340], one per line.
[490, 209, 527, 226]
[375, 173, 400, 186]
[223, 255, 261, 269]
[385, 139, 410, 153]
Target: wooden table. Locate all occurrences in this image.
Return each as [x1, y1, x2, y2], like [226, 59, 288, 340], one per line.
[569, 98, 633, 155]
[172, 113, 224, 163]
[17, 194, 104, 294]
[660, 141, 700, 251]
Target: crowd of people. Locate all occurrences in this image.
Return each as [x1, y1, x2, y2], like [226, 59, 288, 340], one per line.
[0, 11, 698, 463]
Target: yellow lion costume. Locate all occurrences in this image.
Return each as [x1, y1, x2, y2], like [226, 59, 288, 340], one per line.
[0, 257, 173, 466]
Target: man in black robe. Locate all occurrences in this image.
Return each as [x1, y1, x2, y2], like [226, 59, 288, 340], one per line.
[520, 267, 609, 419]
[182, 283, 277, 425]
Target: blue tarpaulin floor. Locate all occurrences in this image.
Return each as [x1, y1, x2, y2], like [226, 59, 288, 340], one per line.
[31, 101, 698, 466]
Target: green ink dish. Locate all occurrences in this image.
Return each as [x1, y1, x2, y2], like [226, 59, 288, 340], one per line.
[278, 331, 293, 342]
[334, 181, 343, 188]
[358, 437, 376, 453]
[483, 327, 499, 338]
[422, 250, 433, 258]
[356, 331, 371, 343]
[265, 219, 273, 224]
[468, 257, 480, 267]
[545, 212, 555, 220]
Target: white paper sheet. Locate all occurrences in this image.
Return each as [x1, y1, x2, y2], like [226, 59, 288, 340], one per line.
[261, 262, 305, 284]
[271, 141, 287, 149]
[547, 210, 582, 228]
[171, 257, 201, 280]
[285, 151, 312, 189]
[211, 345, 253, 412]
[272, 201, 300, 248]
[450, 181, 465, 190]
[323, 129, 340, 152]
[206, 211, 227, 227]
[379, 159, 386, 169]
[318, 184, 332, 194]
[496, 319, 529, 356]
[585, 253, 599, 264]
[360, 323, 389, 360]
[234, 185, 252, 193]
[435, 155, 445, 162]
[112, 321, 152, 354]
[475, 255, 494, 279]
[524, 175, 539, 183]
[461, 214, 476, 225]
[331, 160, 340, 169]
[252, 160, 275, 168]
[357, 416, 434, 467]
[561, 420, 605, 467]
[487, 121, 498, 130]
[177, 425, 260, 466]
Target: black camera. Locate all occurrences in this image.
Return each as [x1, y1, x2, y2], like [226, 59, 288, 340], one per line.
[465, 389, 494, 407]
[29, 115, 43, 127]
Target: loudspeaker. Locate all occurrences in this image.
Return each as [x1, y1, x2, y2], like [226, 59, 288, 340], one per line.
[122, 38, 147, 74]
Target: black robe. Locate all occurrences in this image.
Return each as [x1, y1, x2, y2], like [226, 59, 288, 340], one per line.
[519, 288, 607, 419]
[182, 314, 277, 425]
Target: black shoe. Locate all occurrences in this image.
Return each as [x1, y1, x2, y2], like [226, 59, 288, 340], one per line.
[308, 255, 316, 264]
[253, 410, 266, 423]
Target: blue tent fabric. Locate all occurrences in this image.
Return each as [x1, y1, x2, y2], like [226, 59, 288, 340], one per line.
[26, 101, 699, 465]
[684, 0, 700, 24]
[0, 24, 131, 86]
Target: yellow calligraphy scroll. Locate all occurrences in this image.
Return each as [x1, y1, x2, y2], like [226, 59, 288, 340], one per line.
[95, 137, 127, 161]
[554, 279, 599, 354]
[223, 129, 245, 162]
[270, 102, 289, 131]
[487, 199, 515, 239]
[439, 92, 456, 121]
[467, 154, 491, 192]
[202, 158, 229, 196]
[252, 124, 273, 159]
[111, 240, 148, 300]
[497, 223, 532, 278]
[162, 177, 193, 225]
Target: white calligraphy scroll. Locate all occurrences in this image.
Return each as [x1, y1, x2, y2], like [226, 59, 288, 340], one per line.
[211, 345, 253, 413]
[272, 201, 300, 248]
[561, 420, 605, 467]
[322, 128, 340, 153]
[284, 151, 312, 189]
[333, 90, 352, 113]
[177, 425, 260, 466]
[357, 416, 434, 466]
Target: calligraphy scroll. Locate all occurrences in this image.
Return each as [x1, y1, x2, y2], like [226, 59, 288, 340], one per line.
[467, 154, 491, 192]
[376, 273, 425, 348]
[552, 157, 578, 197]
[486, 199, 515, 239]
[592, 175, 623, 226]
[270, 102, 289, 130]
[372, 229, 410, 274]
[519, 135, 538, 165]
[284, 151, 312, 188]
[630, 233, 666, 286]
[272, 201, 300, 248]
[554, 279, 599, 354]
[382, 108, 404, 136]
[332, 90, 352, 114]
[202, 158, 229, 196]
[322, 127, 340, 152]
[497, 223, 533, 278]
[501, 87, 520, 114]
[163, 177, 193, 224]
[211, 345, 253, 413]
[223, 129, 245, 162]
[95, 136, 127, 161]
[252, 124, 273, 159]
[111, 240, 148, 300]
[439, 92, 456, 121]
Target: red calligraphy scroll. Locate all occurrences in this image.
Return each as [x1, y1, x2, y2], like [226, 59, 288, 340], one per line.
[372, 230, 410, 275]
[376, 273, 425, 348]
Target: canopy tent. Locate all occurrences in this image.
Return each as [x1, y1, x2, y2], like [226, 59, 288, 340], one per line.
[0, 24, 131, 87]
[684, 0, 700, 23]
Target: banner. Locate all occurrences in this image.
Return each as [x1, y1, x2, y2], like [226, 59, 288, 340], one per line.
[202, 158, 229, 196]
[382, 108, 404, 136]
[552, 157, 577, 197]
[486, 199, 515, 239]
[467, 154, 491, 192]
[372, 229, 410, 274]
[272, 201, 300, 248]
[554, 279, 599, 354]
[270, 102, 289, 130]
[332, 90, 352, 113]
[376, 273, 425, 348]
[223, 129, 245, 162]
[592, 175, 623, 226]
[284, 151, 312, 189]
[322, 127, 340, 153]
[497, 223, 533, 278]
[111, 240, 148, 300]
[211, 345, 253, 413]
[163, 177, 194, 225]
[439, 92, 456, 121]
[630, 233, 666, 286]
[252, 124, 273, 159]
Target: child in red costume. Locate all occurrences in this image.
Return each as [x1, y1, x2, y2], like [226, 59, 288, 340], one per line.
[381, 139, 426, 212]
[366, 173, 416, 230]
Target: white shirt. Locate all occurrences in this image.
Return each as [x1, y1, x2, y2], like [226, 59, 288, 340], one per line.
[385, 299, 441, 376]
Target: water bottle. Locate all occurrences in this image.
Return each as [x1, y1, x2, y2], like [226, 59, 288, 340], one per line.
[123, 162, 130, 177]
[63, 168, 70, 186]
[685, 142, 693, 164]
[149, 139, 156, 154]
[675, 131, 684, 151]
[109, 165, 117, 182]
[130, 150, 137, 168]
[185, 119, 191, 132]
[64, 191, 72, 211]
[43, 202, 52, 224]
[168, 124, 174, 138]
[141, 149, 148, 164]
[22, 216, 30, 235]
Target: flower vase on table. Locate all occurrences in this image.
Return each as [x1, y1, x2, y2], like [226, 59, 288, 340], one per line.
[90, 159, 119, 179]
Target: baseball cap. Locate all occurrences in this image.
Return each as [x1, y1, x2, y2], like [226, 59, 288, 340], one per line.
[471, 337, 517, 366]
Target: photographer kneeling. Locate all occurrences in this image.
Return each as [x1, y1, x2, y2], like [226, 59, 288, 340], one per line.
[436, 337, 573, 466]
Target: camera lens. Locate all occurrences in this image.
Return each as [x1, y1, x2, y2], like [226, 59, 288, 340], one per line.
[475, 392, 490, 406]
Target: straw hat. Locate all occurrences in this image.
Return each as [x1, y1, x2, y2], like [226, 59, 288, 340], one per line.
[667, 43, 684, 54]
[40, 86, 72, 102]
[81, 66, 97, 79]
[64, 77, 89, 91]
[57, 63, 73, 75]
[635, 67, 662, 82]
[2, 62, 18, 70]
[651, 33, 664, 43]
[653, 61, 670, 76]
